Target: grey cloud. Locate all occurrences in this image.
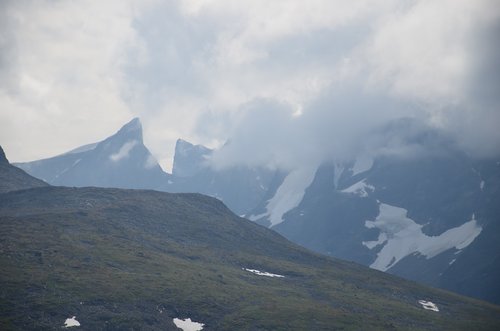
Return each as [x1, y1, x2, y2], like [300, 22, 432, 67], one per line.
[1, 0, 498, 167]
[207, 0, 500, 171]
[209, 83, 418, 171]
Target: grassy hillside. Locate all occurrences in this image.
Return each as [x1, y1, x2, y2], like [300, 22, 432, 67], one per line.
[0, 186, 499, 330]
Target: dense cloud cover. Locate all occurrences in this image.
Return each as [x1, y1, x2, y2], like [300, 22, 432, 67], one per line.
[0, 0, 499, 170]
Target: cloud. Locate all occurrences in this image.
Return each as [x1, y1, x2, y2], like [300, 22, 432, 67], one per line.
[208, 0, 500, 169]
[0, 0, 143, 161]
[0, 0, 498, 170]
[209, 83, 413, 171]
[110, 140, 138, 162]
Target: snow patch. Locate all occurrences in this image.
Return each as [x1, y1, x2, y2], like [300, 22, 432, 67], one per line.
[418, 300, 439, 312]
[363, 231, 387, 249]
[63, 316, 80, 328]
[352, 155, 373, 176]
[341, 179, 374, 197]
[110, 140, 138, 162]
[173, 318, 204, 331]
[254, 166, 317, 227]
[364, 204, 482, 271]
[248, 212, 267, 222]
[243, 268, 285, 278]
[333, 163, 345, 189]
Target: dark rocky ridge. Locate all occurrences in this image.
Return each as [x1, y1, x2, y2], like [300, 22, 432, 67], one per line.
[0, 145, 48, 194]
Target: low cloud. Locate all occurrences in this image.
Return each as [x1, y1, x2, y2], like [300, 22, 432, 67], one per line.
[110, 140, 138, 162]
[208, 0, 500, 170]
[0, 0, 498, 169]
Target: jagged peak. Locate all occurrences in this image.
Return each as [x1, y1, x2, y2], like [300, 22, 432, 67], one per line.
[175, 138, 211, 154]
[122, 117, 142, 132]
[113, 117, 143, 142]
[172, 138, 212, 177]
[175, 138, 193, 147]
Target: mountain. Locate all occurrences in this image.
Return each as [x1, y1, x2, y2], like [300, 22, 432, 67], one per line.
[0, 145, 48, 193]
[1, 183, 500, 330]
[168, 139, 281, 215]
[10, 118, 500, 304]
[14, 118, 171, 190]
[14, 120, 273, 216]
[249, 119, 500, 304]
[172, 139, 212, 178]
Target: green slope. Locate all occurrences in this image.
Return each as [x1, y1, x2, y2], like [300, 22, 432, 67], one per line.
[0, 186, 499, 330]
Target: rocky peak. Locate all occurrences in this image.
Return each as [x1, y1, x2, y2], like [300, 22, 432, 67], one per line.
[0, 146, 9, 164]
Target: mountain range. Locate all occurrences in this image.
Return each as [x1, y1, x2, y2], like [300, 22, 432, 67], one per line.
[247, 119, 500, 304]
[13, 118, 500, 305]
[1, 147, 500, 330]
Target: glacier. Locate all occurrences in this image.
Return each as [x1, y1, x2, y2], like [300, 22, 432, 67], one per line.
[252, 166, 317, 227]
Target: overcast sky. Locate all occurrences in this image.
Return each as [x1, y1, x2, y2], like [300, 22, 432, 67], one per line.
[1, 0, 499, 171]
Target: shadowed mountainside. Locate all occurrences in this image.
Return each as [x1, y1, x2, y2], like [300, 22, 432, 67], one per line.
[0, 146, 48, 194]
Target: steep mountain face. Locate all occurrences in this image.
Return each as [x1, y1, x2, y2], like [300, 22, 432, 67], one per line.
[168, 139, 280, 215]
[14, 118, 171, 190]
[250, 123, 500, 304]
[1, 184, 500, 330]
[172, 139, 212, 178]
[0, 145, 48, 193]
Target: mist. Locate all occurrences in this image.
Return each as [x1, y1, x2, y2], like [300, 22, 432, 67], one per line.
[0, 0, 498, 170]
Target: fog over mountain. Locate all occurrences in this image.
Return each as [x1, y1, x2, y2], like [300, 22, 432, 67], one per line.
[1, 0, 499, 169]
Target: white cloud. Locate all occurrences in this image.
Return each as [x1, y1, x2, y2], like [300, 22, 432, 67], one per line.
[110, 140, 138, 162]
[144, 153, 158, 169]
[0, 0, 144, 161]
[0, 0, 498, 167]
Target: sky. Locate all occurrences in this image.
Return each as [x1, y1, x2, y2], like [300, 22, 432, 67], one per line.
[1, 0, 499, 172]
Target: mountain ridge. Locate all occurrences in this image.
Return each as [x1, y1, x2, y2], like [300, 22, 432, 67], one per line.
[0, 145, 48, 194]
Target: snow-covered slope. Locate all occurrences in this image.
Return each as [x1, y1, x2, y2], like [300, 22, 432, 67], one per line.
[365, 204, 482, 271]
[249, 166, 316, 226]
